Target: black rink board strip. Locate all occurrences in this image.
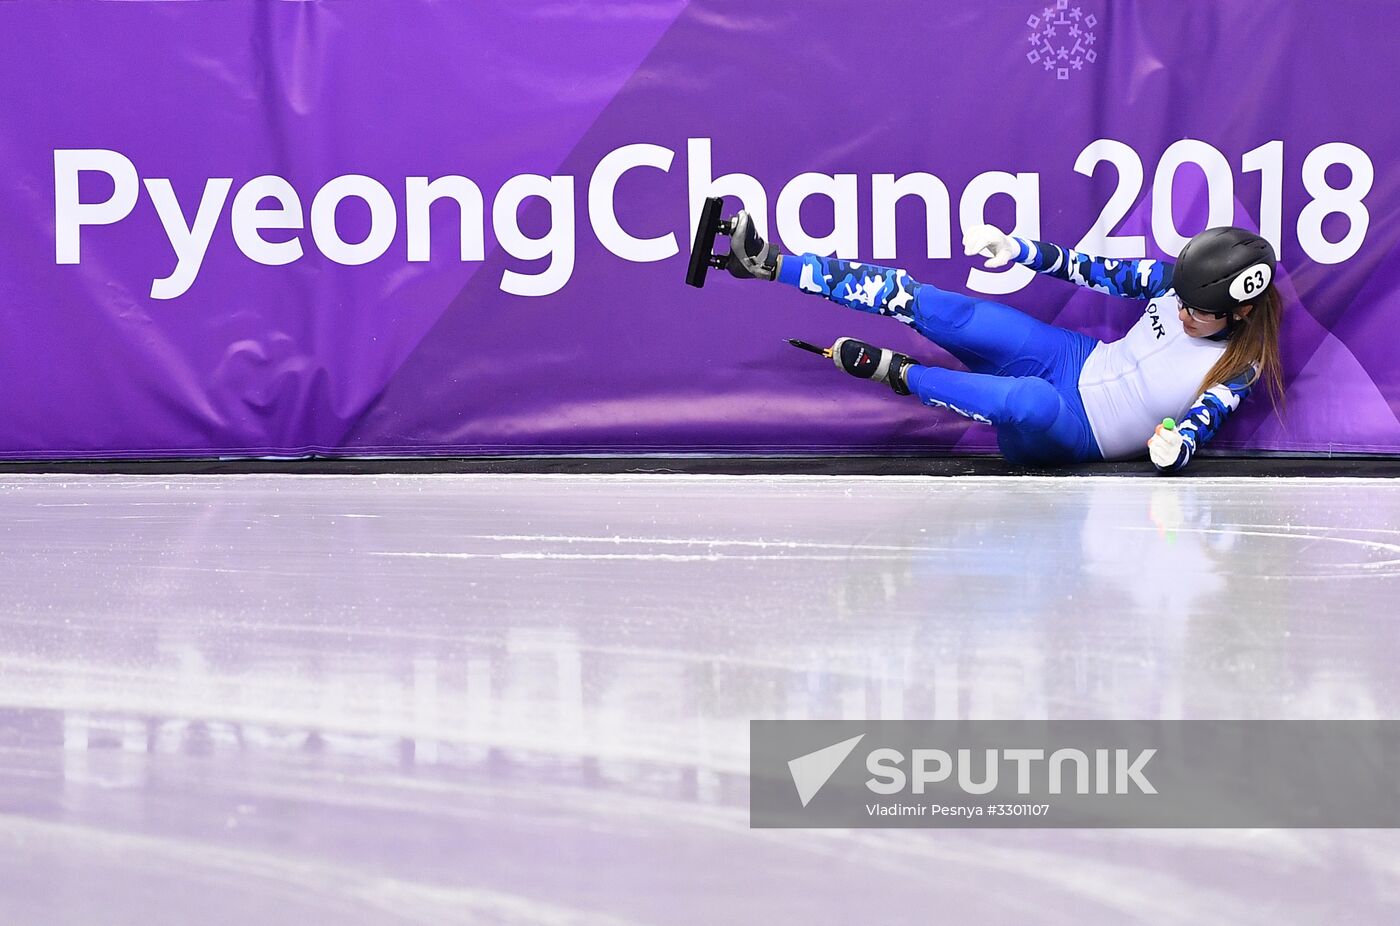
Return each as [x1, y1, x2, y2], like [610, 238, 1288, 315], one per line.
[2, 454, 1400, 477]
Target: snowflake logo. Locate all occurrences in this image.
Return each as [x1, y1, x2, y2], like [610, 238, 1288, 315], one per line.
[1025, 0, 1100, 81]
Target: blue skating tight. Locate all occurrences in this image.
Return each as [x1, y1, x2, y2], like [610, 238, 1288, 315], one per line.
[778, 253, 1103, 465]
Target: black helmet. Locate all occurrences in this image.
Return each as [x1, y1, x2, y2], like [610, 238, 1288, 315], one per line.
[1173, 227, 1276, 315]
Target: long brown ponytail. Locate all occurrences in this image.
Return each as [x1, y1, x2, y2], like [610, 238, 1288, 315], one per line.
[1195, 284, 1285, 415]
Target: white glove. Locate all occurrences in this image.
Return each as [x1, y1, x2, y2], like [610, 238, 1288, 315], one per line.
[962, 224, 1019, 269]
[1148, 422, 1187, 470]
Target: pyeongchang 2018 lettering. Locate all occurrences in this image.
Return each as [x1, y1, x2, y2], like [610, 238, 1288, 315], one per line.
[53, 137, 1372, 301]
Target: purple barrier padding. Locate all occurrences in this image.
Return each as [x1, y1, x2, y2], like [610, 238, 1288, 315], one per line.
[1, 0, 1397, 458]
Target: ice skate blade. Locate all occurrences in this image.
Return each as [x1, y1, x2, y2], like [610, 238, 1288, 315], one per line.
[686, 196, 731, 288]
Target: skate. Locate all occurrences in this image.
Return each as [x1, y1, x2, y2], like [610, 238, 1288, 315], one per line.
[686, 197, 780, 287]
[830, 337, 913, 395]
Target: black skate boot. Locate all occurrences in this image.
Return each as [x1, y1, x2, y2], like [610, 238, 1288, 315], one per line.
[831, 337, 914, 395]
[686, 197, 780, 287]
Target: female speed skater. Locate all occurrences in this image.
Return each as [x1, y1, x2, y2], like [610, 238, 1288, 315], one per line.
[711, 214, 1284, 472]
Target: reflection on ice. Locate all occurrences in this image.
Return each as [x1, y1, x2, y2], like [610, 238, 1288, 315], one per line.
[1, 475, 1399, 924]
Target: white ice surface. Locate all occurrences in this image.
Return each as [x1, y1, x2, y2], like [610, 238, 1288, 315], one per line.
[1, 474, 1398, 924]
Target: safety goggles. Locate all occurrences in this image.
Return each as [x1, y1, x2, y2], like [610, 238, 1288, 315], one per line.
[1180, 301, 1233, 321]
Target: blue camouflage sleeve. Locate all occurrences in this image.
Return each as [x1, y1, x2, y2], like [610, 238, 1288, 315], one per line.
[1155, 367, 1256, 473]
[781, 253, 922, 325]
[1012, 237, 1174, 301]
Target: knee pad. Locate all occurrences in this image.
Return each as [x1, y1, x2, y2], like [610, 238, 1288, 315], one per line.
[1003, 378, 1062, 432]
[912, 286, 976, 331]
